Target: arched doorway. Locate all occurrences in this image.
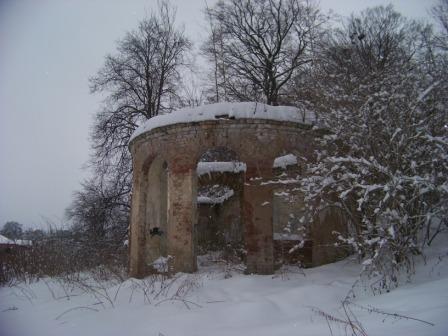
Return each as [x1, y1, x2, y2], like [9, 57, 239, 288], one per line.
[195, 147, 246, 267]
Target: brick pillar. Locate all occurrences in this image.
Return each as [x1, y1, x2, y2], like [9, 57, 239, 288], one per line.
[166, 168, 197, 273]
[243, 164, 274, 274]
[129, 168, 146, 278]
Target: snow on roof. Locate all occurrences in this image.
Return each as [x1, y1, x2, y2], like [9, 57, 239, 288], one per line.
[0, 235, 31, 246]
[15, 239, 32, 246]
[0, 234, 13, 244]
[131, 102, 316, 142]
[197, 161, 246, 176]
[273, 154, 298, 169]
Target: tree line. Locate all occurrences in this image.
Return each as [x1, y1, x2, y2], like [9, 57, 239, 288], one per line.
[66, 0, 448, 286]
[0, 221, 45, 241]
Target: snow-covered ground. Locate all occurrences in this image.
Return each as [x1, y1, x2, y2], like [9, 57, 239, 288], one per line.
[1, 237, 448, 336]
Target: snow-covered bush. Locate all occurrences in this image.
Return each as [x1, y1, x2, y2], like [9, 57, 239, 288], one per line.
[300, 6, 448, 289]
[1, 228, 127, 286]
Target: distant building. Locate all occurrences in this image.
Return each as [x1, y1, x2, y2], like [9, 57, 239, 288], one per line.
[0, 234, 32, 253]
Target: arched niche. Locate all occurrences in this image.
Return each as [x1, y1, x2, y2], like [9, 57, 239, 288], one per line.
[270, 152, 311, 266]
[311, 206, 350, 267]
[143, 156, 168, 271]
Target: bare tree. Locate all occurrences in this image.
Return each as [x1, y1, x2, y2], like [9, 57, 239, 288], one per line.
[90, 1, 191, 178]
[201, 0, 229, 103]
[68, 1, 191, 246]
[300, 5, 424, 114]
[203, 0, 325, 105]
[66, 177, 129, 243]
[1, 221, 23, 240]
[432, 0, 448, 50]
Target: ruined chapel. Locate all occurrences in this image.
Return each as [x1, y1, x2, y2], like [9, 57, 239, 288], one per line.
[128, 102, 348, 277]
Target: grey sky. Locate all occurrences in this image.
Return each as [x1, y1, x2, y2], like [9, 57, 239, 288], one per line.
[0, 0, 437, 229]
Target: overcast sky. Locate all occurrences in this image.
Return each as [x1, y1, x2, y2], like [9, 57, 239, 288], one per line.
[0, 0, 437, 230]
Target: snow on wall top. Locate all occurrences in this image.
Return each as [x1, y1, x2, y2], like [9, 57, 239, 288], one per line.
[273, 154, 298, 169]
[197, 161, 246, 176]
[130, 102, 316, 142]
[15, 239, 32, 246]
